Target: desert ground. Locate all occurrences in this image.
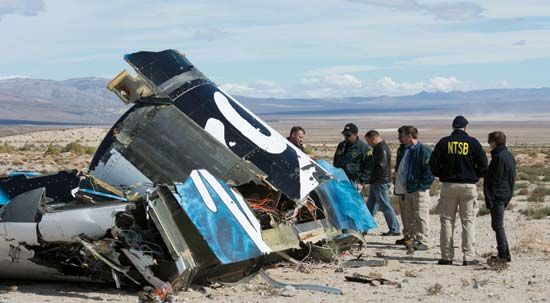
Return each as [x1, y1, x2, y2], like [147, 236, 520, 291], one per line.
[0, 121, 549, 303]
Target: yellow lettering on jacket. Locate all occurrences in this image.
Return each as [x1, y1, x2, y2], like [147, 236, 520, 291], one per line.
[447, 141, 469, 155]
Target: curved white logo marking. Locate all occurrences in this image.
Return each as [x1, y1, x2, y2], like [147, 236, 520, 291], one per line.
[190, 170, 218, 212]
[213, 91, 286, 154]
[204, 118, 226, 146]
[196, 169, 271, 253]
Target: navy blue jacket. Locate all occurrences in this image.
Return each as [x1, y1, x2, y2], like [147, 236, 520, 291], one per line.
[429, 130, 488, 183]
[484, 145, 516, 208]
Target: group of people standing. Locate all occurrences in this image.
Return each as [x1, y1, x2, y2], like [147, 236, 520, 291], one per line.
[288, 115, 516, 265]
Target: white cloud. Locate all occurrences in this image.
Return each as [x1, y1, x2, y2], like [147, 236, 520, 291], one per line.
[301, 75, 465, 97]
[513, 39, 527, 46]
[219, 83, 254, 95]
[220, 80, 286, 98]
[348, 0, 483, 20]
[223, 75, 513, 98]
[377, 76, 399, 91]
[0, 0, 44, 20]
[303, 64, 383, 76]
[423, 1, 483, 21]
[300, 74, 364, 98]
[425, 76, 459, 91]
[374, 76, 462, 95]
[301, 74, 363, 89]
[0, 75, 29, 80]
[191, 28, 229, 41]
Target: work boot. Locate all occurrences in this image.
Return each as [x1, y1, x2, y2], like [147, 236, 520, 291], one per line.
[395, 237, 409, 245]
[413, 242, 429, 251]
[462, 260, 480, 266]
[437, 259, 453, 265]
[381, 231, 401, 236]
[498, 248, 512, 262]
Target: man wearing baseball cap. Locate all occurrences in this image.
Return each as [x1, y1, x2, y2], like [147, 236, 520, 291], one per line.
[429, 115, 488, 266]
[333, 123, 370, 186]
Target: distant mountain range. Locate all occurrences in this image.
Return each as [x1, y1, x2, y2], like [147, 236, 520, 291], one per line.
[1, 77, 549, 124]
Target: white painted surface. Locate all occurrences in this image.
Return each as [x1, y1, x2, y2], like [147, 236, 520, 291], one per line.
[38, 204, 129, 242]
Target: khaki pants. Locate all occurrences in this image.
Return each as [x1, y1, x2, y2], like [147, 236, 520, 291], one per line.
[398, 196, 412, 240]
[401, 190, 430, 245]
[439, 183, 477, 262]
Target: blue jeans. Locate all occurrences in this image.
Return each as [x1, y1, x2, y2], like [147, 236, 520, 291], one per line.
[367, 182, 400, 233]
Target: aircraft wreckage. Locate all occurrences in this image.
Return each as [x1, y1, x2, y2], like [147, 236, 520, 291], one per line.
[0, 50, 376, 296]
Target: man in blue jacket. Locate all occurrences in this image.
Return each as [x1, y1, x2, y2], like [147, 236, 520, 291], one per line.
[394, 126, 434, 250]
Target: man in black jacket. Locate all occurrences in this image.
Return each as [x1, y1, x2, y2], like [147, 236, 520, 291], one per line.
[365, 130, 400, 236]
[484, 131, 515, 262]
[430, 115, 488, 266]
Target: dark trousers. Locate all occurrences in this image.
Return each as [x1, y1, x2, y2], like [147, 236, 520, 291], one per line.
[490, 203, 509, 257]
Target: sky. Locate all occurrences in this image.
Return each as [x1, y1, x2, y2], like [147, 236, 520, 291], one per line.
[1, 0, 550, 98]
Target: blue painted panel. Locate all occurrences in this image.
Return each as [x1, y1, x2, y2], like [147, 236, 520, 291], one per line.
[172, 170, 270, 264]
[8, 171, 41, 177]
[314, 160, 377, 233]
[78, 188, 128, 202]
[0, 188, 9, 205]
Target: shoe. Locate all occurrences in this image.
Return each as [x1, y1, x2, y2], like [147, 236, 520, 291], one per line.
[381, 231, 401, 236]
[395, 238, 409, 245]
[413, 243, 429, 251]
[499, 254, 511, 262]
[437, 259, 453, 265]
[463, 260, 480, 266]
[505, 249, 512, 262]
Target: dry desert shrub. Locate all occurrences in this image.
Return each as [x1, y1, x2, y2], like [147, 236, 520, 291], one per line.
[518, 188, 529, 195]
[514, 182, 529, 190]
[477, 205, 490, 216]
[426, 283, 443, 296]
[0, 143, 14, 153]
[517, 164, 550, 182]
[527, 186, 550, 202]
[512, 227, 550, 255]
[44, 144, 63, 156]
[520, 206, 550, 219]
[62, 142, 96, 155]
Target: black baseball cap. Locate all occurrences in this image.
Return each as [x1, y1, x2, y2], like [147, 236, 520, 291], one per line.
[341, 123, 359, 136]
[452, 115, 469, 128]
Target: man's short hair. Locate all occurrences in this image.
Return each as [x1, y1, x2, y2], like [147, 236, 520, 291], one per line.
[488, 131, 506, 145]
[365, 130, 380, 138]
[402, 126, 418, 139]
[398, 125, 407, 134]
[290, 126, 305, 136]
